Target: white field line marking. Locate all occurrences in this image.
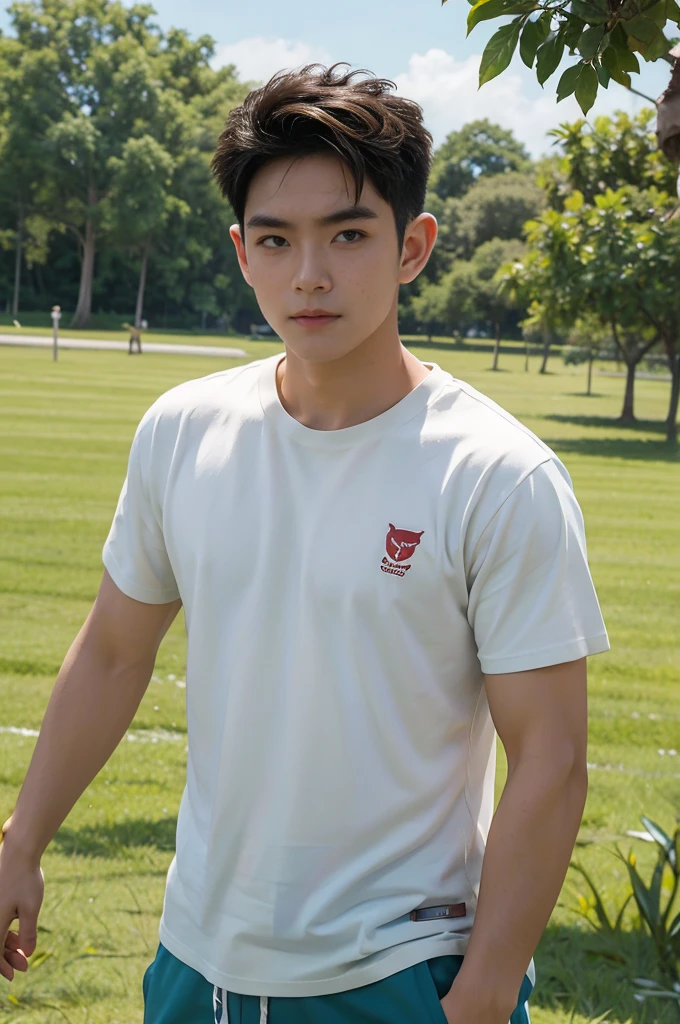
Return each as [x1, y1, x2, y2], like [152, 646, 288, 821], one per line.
[0, 725, 186, 744]
[0, 727, 678, 776]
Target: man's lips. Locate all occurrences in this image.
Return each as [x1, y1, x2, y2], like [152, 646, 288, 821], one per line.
[291, 314, 341, 326]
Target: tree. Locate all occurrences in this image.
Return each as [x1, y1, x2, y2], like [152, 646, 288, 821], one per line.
[2, 0, 249, 328]
[450, 0, 680, 116]
[410, 276, 451, 341]
[444, 238, 526, 368]
[0, 31, 66, 317]
[401, 124, 537, 332]
[540, 109, 678, 207]
[562, 316, 614, 394]
[445, 170, 546, 258]
[103, 135, 188, 328]
[429, 119, 532, 201]
[509, 184, 680, 438]
[500, 204, 582, 374]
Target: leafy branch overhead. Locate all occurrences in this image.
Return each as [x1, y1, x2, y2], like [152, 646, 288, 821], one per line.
[442, 0, 680, 113]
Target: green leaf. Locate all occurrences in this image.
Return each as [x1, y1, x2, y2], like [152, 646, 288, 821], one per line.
[668, 908, 680, 938]
[565, 190, 585, 211]
[641, 816, 675, 863]
[536, 30, 566, 85]
[570, 0, 610, 23]
[575, 63, 599, 113]
[579, 25, 606, 59]
[643, 28, 674, 59]
[479, 19, 523, 85]
[645, 0, 670, 27]
[614, 891, 634, 930]
[468, 0, 506, 33]
[615, 44, 641, 72]
[621, 14, 671, 57]
[467, 0, 537, 35]
[626, 858, 659, 938]
[648, 853, 665, 921]
[596, 62, 611, 86]
[519, 13, 551, 67]
[557, 62, 584, 101]
[623, 15, 661, 42]
[564, 15, 587, 48]
[601, 44, 632, 87]
[569, 861, 615, 933]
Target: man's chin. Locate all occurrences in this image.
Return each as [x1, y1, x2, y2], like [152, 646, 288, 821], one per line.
[280, 334, 365, 366]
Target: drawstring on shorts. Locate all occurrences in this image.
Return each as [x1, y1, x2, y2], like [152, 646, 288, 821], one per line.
[213, 984, 269, 1023]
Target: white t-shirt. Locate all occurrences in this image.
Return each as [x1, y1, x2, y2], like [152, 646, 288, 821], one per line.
[102, 352, 609, 997]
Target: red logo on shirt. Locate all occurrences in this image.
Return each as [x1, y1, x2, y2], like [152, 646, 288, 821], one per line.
[381, 524, 424, 576]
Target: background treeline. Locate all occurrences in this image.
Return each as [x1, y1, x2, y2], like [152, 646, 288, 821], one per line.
[0, 0, 679, 414]
[0, 0, 570, 333]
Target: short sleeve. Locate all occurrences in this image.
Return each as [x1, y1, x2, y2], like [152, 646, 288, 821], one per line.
[466, 458, 609, 674]
[102, 413, 181, 605]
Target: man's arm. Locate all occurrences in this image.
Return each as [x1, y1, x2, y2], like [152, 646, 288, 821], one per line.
[1, 570, 181, 979]
[440, 657, 589, 1024]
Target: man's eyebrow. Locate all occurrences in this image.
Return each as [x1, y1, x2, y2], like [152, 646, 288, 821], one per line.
[246, 204, 380, 230]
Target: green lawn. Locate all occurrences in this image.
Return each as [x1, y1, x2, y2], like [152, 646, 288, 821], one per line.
[0, 339, 678, 1024]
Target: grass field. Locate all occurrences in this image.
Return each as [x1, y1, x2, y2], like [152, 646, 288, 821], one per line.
[0, 337, 679, 1024]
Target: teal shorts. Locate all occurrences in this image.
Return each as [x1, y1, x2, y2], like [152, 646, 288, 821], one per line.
[143, 940, 535, 1023]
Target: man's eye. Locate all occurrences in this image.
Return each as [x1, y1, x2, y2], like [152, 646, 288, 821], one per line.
[259, 236, 288, 249]
[258, 230, 366, 249]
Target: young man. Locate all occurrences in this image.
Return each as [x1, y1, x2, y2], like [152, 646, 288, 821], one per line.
[0, 63, 609, 1023]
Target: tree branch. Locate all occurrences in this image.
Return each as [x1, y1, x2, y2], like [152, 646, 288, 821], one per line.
[623, 83, 659, 104]
[609, 315, 627, 362]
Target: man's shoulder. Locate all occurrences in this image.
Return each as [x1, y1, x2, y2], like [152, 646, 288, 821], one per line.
[427, 373, 571, 507]
[137, 356, 270, 435]
[433, 374, 557, 463]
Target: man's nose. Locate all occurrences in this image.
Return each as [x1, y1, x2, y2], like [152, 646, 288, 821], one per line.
[291, 245, 332, 292]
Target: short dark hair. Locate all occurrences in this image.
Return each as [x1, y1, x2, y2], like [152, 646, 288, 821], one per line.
[210, 62, 434, 254]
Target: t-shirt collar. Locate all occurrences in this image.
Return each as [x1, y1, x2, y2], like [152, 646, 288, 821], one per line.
[258, 352, 451, 449]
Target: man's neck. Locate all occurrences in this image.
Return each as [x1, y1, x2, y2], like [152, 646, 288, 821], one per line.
[276, 333, 431, 432]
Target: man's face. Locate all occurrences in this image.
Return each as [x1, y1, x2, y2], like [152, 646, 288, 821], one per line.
[229, 152, 436, 365]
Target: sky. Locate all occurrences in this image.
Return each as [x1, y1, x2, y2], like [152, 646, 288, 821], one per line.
[0, 0, 673, 159]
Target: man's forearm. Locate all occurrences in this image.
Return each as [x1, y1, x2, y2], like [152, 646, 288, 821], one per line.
[443, 756, 588, 1020]
[2, 624, 154, 866]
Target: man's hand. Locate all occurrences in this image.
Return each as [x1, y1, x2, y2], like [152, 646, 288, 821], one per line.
[439, 979, 515, 1024]
[0, 835, 44, 981]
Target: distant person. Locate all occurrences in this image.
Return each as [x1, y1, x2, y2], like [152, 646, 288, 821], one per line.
[0, 62, 609, 1024]
[122, 321, 143, 354]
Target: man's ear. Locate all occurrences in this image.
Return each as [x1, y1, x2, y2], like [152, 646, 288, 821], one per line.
[397, 213, 438, 286]
[229, 224, 254, 288]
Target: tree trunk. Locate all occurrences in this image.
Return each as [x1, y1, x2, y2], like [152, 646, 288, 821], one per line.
[587, 355, 593, 396]
[70, 185, 97, 329]
[201, 309, 207, 331]
[539, 318, 551, 374]
[666, 351, 679, 446]
[12, 202, 24, 319]
[491, 322, 501, 371]
[619, 361, 637, 423]
[134, 238, 151, 329]
[35, 261, 45, 295]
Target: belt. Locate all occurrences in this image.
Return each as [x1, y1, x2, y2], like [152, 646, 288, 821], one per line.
[410, 902, 467, 922]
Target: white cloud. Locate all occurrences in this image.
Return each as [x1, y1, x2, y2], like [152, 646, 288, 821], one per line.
[212, 36, 333, 86]
[393, 49, 661, 159]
